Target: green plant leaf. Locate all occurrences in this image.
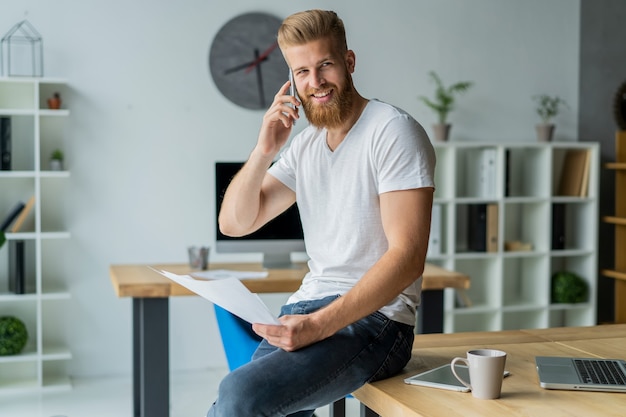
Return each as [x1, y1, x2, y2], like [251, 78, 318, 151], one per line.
[0, 231, 5, 249]
[0, 316, 29, 356]
[419, 71, 473, 124]
[551, 271, 588, 303]
[533, 94, 568, 123]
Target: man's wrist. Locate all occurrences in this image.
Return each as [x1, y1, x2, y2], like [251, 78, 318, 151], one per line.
[250, 144, 278, 164]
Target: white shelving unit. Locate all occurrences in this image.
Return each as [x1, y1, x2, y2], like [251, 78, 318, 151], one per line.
[0, 77, 71, 394]
[427, 141, 599, 333]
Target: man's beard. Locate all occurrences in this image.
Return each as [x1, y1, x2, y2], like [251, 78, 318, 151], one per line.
[300, 74, 355, 129]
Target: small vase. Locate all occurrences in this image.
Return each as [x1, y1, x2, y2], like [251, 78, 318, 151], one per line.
[49, 159, 63, 171]
[47, 93, 61, 110]
[535, 123, 555, 142]
[432, 123, 451, 141]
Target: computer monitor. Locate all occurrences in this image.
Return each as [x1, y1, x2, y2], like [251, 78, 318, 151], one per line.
[215, 161, 306, 268]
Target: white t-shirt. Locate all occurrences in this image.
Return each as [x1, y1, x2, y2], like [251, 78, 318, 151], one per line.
[268, 99, 436, 325]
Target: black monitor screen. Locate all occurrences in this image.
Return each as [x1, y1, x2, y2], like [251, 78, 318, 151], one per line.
[215, 162, 304, 242]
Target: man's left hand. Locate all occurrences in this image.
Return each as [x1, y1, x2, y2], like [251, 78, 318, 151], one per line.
[252, 314, 327, 352]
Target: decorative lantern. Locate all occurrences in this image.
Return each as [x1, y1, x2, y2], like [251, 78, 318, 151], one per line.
[1, 20, 43, 77]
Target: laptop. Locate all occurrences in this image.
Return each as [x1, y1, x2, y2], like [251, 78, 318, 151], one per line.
[536, 356, 626, 392]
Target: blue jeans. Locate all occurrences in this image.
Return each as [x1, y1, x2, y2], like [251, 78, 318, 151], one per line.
[206, 295, 414, 417]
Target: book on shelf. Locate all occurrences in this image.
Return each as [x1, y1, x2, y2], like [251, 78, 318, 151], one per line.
[504, 149, 511, 197]
[427, 204, 442, 257]
[552, 203, 566, 250]
[10, 195, 35, 233]
[0, 116, 10, 171]
[467, 204, 487, 252]
[466, 203, 498, 253]
[1, 201, 25, 231]
[558, 149, 591, 197]
[486, 203, 499, 253]
[579, 149, 591, 197]
[466, 148, 497, 198]
[9, 240, 25, 294]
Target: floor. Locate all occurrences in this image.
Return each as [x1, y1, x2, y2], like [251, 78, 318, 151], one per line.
[0, 367, 363, 417]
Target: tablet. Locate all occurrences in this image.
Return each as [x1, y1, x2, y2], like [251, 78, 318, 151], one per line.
[404, 364, 471, 392]
[404, 364, 511, 392]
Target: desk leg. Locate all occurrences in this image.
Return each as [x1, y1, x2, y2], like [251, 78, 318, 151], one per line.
[360, 403, 379, 417]
[133, 298, 170, 417]
[329, 397, 346, 417]
[417, 289, 444, 334]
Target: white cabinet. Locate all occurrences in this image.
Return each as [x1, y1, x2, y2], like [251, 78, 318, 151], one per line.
[0, 77, 71, 393]
[428, 142, 599, 333]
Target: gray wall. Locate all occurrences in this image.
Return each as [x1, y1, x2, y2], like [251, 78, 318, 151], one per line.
[579, 0, 626, 323]
[1, 0, 583, 378]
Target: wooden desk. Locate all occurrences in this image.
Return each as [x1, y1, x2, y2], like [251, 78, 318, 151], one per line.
[109, 262, 469, 417]
[352, 324, 626, 417]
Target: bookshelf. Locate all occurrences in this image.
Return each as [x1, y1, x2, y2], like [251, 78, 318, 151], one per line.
[427, 141, 599, 333]
[0, 77, 71, 394]
[601, 131, 626, 323]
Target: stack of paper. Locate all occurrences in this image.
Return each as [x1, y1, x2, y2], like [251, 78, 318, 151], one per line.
[155, 269, 279, 325]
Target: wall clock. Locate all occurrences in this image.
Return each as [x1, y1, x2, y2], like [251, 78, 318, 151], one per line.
[209, 12, 289, 110]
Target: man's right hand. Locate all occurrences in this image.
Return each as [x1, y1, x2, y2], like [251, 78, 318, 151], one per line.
[256, 80, 300, 157]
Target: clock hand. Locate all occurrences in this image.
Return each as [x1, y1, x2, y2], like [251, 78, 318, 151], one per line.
[254, 49, 266, 107]
[244, 42, 278, 74]
[224, 56, 268, 75]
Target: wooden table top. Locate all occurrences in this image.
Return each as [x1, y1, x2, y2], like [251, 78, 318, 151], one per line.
[352, 324, 626, 417]
[109, 262, 469, 298]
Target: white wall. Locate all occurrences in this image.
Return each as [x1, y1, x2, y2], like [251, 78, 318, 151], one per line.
[1, 0, 580, 377]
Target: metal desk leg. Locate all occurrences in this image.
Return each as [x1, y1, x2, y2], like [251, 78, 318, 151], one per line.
[133, 298, 170, 417]
[329, 397, 346, 417]
[417, 289, 444, 334]
[360, 403, 379, 417]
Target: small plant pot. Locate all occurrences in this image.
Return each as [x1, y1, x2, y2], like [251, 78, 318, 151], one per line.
[47, 97, 61, 110]
[49, 159, 63, 171]
[535, 123, 555, 142]
[432, 123, 451, 141]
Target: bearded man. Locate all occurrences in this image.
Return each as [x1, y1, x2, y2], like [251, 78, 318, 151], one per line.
[208, 9, 436, 417]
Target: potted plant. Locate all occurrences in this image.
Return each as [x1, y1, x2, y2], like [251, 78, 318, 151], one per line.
[533, 94, 568, 141]
[47, 92, 61, 110]
[418, 71, 473, 141]
[0, 316, 28, 356]
[551, 271, 588, 303]
[50, 149, 64, 171]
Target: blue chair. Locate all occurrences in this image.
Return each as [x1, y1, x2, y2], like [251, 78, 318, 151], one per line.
[213, 304, 262, 370]
[213, 304, 355, 417]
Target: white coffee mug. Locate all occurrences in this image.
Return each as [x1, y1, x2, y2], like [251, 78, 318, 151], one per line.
[451, 349, 507, 399]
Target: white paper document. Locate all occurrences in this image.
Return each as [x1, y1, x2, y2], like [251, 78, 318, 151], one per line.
[190, 269, 269, 280]
[156, 269, 279, 325]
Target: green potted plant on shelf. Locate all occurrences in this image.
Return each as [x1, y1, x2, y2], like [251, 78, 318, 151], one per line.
[551, 271, 588, 303]
[533, 94, 568, 142]
[50, 148, 64, 171]
[418, 70, 473, 141]
[0, 316, 28, 356]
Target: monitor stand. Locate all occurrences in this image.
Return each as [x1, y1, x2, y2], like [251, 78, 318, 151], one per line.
[262, 253, 299, 269]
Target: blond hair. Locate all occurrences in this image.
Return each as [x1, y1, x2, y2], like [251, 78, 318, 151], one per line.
[277, 10, 347, 53]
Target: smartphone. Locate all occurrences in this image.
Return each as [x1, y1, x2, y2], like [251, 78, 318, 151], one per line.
[288, 69, 298, 125]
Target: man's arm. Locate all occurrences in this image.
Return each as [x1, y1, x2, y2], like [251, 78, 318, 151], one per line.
[218, 155, 295, 237]
[218, 81, 300, 237]
[253, 186, 434, 351]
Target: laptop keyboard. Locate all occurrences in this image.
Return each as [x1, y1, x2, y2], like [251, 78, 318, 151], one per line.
[574, 359, 626, 385]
